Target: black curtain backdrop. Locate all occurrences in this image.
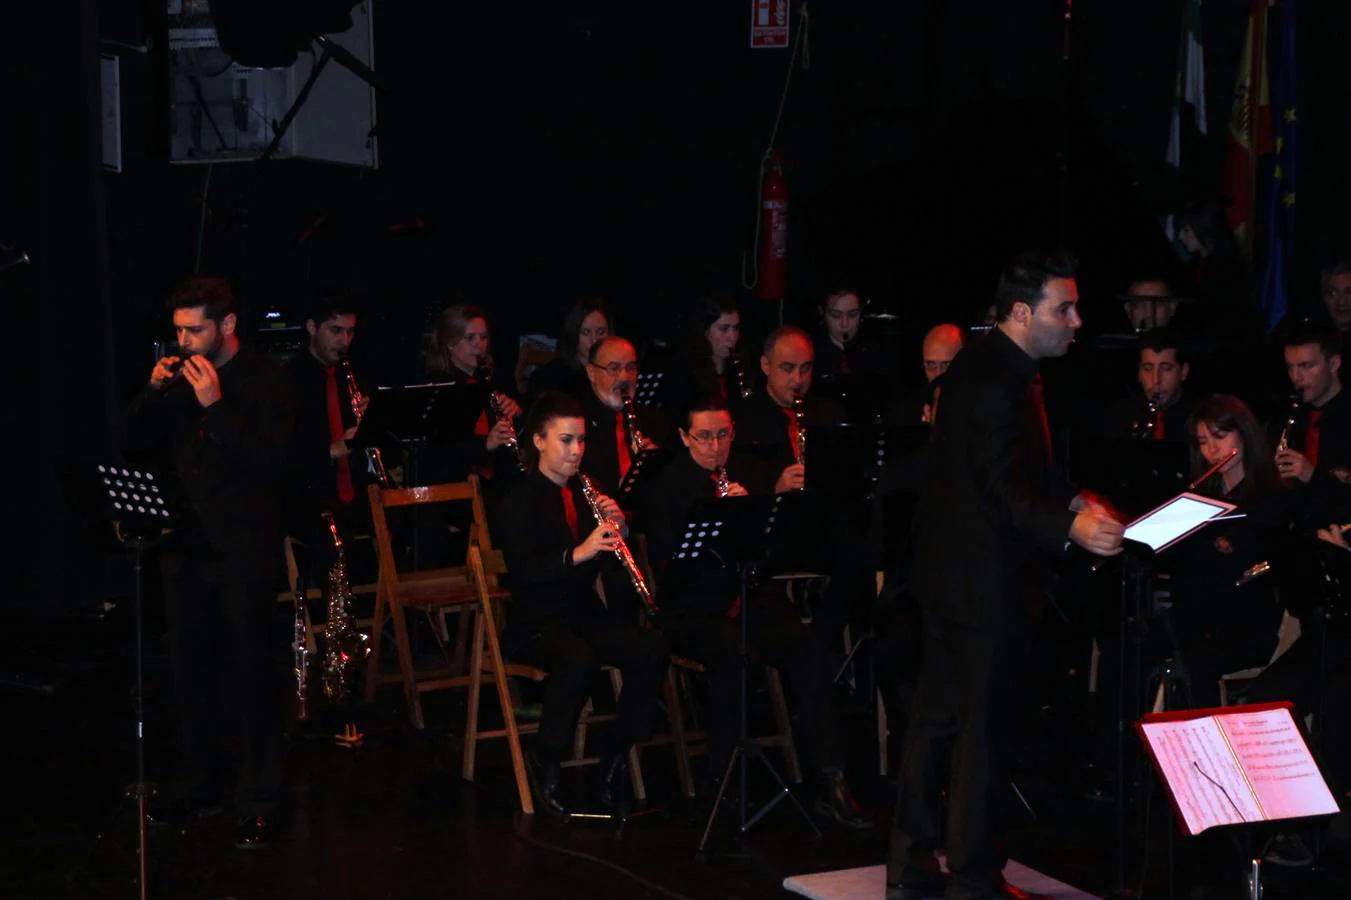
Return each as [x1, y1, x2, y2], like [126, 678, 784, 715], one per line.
[2, 0, 1349, 612]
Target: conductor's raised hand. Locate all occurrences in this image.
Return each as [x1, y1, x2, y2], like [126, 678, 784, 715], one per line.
[181, 355, 222, 408]
[1070, 510, 1125, 557]
[575, 521, 621, 562]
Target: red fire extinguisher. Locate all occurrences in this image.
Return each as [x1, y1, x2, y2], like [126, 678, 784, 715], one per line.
[757, 154, 788, 301]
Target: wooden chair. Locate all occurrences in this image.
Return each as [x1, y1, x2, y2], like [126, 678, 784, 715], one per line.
[461, 544, 646, 815]
[363, 476, 496, 729]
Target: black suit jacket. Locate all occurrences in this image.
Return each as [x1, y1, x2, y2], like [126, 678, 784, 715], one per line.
[122, 345, 295, 581]
[910, 328, 1076, 629]
[1273, 388, 1351, 525]
[496, 470, 609, 636]
[579, 390, 673, 503]
[732, 389, 844, 493]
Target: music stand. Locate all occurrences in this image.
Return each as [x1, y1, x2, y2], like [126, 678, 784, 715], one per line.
[89, 461, 192, 900]
[678, 494, 823, 856]
[633, 371, 664, 407]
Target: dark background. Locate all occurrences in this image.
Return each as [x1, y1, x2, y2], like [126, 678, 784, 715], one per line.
[2, 0, 1349, 613]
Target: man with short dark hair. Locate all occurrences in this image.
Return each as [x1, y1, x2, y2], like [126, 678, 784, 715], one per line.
[122, 275, 295, 850]
[888, 254, 1123, 900]
[1276, 322, 1351, 521]
[1098, 327, 1192, 440]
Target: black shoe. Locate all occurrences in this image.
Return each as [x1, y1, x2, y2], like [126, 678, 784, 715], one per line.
[599, 752, 631, 818]
[233, 815, 271, 850]
[525, 751, 569, 822]
[887, 866, 948, 900]
[145, 796, 224, 828]
[814, 770, 872, 829]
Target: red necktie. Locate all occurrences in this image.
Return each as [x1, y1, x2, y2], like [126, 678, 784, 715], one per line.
[839, 349, 851, 376]
[325, 367, 354, 504]
[1151, 407, 1165, 440]
[561, 485, 579, 540]
[615, 412, 632, 482]
[1028, 374, 1054, 468]
[781, 406, 800, 455]
[1307, 409, 1323, 467]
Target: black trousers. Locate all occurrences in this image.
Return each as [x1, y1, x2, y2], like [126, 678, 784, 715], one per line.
[511, 614, 668, 761]
[889, 614, 1009, 900]
[662, 591, 844, 776]
[1245, 629, 1351, 803]
[160, 555, 284, 817]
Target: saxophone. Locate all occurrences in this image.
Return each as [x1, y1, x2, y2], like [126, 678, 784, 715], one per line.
[1276, 394, 1302, 453]
[622, 394, 646, 457]
[715, 465, 731, 498]
[728, 352, 753, 400]
[578, 474, 658, 616]
[321, 512, 370, 704]
[791, 396, 807, 468]
[293, 571, 311, 721]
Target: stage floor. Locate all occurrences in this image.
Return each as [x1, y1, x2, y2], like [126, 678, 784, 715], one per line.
[784, 860, 1096, 900]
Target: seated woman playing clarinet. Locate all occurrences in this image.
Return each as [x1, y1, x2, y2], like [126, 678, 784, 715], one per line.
[496, 391, 669, 819]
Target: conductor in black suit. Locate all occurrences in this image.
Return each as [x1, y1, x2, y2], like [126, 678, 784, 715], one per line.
[887, 254, 1125, 900]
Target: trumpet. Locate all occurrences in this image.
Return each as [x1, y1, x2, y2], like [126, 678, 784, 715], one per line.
[1276, 394, 1302, 454]
[578, 474, 658, 616]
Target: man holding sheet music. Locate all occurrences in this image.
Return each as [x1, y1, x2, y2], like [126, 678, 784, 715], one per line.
[888, 254, 1124, 900]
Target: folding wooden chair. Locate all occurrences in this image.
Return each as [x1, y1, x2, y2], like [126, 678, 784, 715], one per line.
[363, 476, 496, 729]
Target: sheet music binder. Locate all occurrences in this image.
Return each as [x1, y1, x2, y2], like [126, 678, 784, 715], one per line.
[1136, 702, 1339, 836]
[1121, 491, 1237, 553]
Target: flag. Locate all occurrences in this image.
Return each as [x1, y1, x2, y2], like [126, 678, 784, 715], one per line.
[1260, 0, 1297, 331]
[1220, 0, 1273, 253]
[1165, 0, 1207, 243]
[1166, 0, 1207, 169]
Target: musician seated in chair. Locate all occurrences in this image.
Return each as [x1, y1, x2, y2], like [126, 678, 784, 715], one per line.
[644, 396, 870, 828]
[1097, 326, 1193, 441]
[661, 291, 754, 423]
[1276, 320, 1351, 525]
[496, 391, 669, 819]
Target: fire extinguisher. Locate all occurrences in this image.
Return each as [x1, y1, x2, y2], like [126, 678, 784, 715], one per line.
[757, 154, 788, 301]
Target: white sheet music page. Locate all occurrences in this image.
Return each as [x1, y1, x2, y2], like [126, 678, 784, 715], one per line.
[1139, 717, 1262, 834]
[1216, 706, 1341, 823]
[1123, 492, 1237, 553]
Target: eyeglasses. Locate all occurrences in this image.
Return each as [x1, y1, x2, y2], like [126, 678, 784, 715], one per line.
[687, 428, 734, 445]
[922, 360, 952, 375]
[592, 361, 639, 376]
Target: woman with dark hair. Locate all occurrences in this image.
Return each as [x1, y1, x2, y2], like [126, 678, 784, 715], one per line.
[1168, 394, 1289, 708]
[663, 291, 753, 421]
[812, 287, 892, 414]
[527, 297, 611, 401]
[495, 391, 668, 819]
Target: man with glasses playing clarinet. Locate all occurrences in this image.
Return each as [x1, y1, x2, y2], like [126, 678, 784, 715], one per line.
[645, 396, 870, 828]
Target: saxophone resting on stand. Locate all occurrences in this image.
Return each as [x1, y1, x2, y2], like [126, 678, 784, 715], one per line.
[578, 474, 658, 616]
[321, 512, 370, 704]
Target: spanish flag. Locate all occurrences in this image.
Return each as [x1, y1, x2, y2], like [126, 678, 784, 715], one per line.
[1220, 0, 1274, 254]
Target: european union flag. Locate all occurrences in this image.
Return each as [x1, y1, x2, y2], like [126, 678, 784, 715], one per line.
[1261, 0, 1298, 332]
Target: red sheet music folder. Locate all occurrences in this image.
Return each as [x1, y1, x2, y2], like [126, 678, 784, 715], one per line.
[1136, 702, 1340, 836]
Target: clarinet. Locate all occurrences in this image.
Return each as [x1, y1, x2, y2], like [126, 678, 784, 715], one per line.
[728, 352, 753, 400]
[578, 474, 658, 616]
[1134, 393, 1160, 440]
[1276, 394, 1302, 453]
[791, 396, 807, 468]
[476, 354, 528, 472]
[715, 465, 731, 498]
[338, 358, 364, 425]
[622, 395, 646, 458]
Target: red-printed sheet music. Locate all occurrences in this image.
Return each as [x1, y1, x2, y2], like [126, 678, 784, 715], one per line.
[1137, 702, 1340, 835]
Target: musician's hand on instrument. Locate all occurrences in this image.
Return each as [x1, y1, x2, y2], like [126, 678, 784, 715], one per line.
[1317, 523, 1351, 550]
[486, 419, 516, 451]
[1070, 510, 1125, 557]
[150, 356, 181, 390]
[1276, 448, 1314, 483]
[356, 395, 370, 418]
[594, 492, 625, 525]
[725, 482, 749, 497]
[775, 463, 805, 493]
[181, 355, 222, 407]
[497, 395, 523, 420]
[576, 522, 621, 562]
[329, 438, 352, 459]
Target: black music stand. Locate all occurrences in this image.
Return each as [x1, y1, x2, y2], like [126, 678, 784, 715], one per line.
[89, 461, 192, 900]
[679, 494, 823, 856]
[633, 371, 664, 407]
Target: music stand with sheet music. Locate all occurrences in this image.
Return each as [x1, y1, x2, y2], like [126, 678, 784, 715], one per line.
[1137, 702, 1339, 900]
[89, 462, 193, 900]
[633, 371, 664, 407]
[675, 494, 823, 856]
[1100, 490, 1238, 896]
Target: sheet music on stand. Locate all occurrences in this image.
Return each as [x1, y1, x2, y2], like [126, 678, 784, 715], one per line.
[633, 371, 663, 407]
[91, 463, 193, 535]
[1136, 702, 1339, 836]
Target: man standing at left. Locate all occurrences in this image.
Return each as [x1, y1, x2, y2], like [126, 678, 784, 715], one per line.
[123, 275, 295, 849]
